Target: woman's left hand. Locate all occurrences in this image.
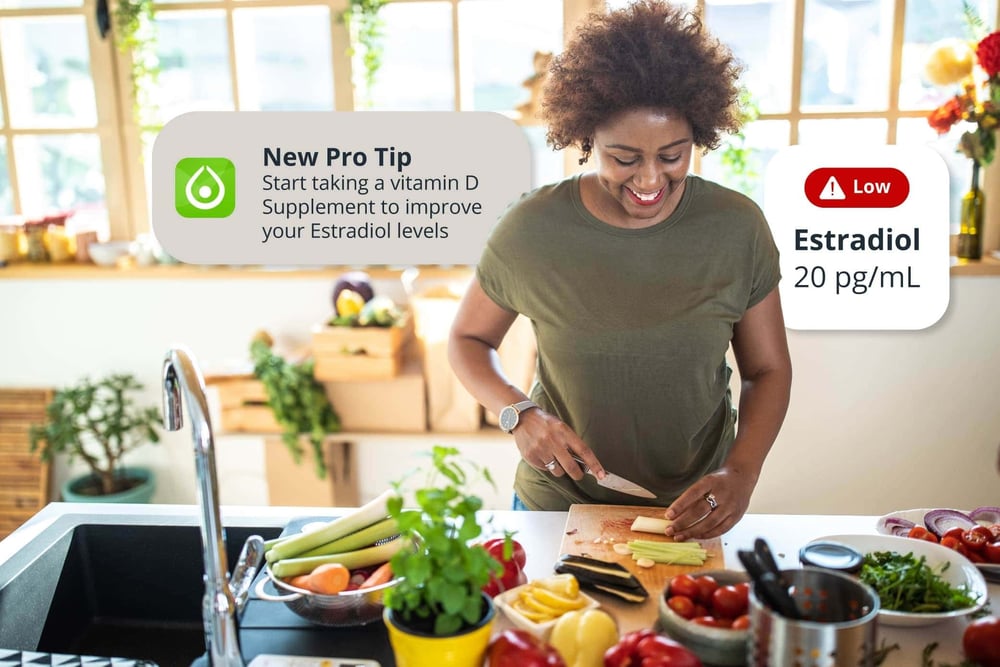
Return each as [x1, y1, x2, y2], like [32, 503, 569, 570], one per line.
[662, 466, 758, 541]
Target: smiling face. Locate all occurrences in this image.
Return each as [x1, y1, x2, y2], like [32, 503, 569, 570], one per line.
[589, 107, 694, 228]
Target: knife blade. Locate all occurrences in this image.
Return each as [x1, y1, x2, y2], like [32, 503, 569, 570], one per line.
[570, 455, 656, 499]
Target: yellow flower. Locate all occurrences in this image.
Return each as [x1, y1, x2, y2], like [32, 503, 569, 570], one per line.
[924, 38, 975, 86]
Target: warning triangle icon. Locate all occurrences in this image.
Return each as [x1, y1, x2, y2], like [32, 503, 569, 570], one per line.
[819, 176, 846, 200]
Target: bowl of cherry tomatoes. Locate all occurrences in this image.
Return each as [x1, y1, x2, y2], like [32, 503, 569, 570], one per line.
[657, 569, 751, 666]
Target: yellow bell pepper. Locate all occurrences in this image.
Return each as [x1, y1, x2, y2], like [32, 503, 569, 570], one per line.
[548, 608, 619, 667]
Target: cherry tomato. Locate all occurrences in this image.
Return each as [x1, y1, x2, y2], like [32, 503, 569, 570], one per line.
[733, 582, 751, 607]
[985, 541, 1000, 564]
[987, 524, 1000, 540]
[694, 575, 719, 605]
[940, 536, 962, 551]
[942, 527, 967, 542]
[711, 585, 748, 619]
[731, 614, 751, 630]
[691, 615, 723, 628]
[668, 574, 699, 600]
[908, 526, 939, 543]
[666, 594, 696, 620]
[692, 603, 709, 618]
[963, 616, 1000, 667]
[961, 529, 989, 553]
[967, 550, 987, 564]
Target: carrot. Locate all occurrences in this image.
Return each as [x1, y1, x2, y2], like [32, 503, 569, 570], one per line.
[287, 574, 312, 590]
[358, 561, 394, 589]
[306, 563, 350, 595]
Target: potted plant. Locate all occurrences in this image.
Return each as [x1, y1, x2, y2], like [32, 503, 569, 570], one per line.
[29, 373, 162, 502]
[382, 445, 505, 667]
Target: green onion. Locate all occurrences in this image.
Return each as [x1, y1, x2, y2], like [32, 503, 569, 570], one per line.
[625, 539, 708, 565]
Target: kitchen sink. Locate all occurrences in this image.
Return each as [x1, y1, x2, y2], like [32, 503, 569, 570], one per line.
[0, 517, 280, 667]
[0, 507, 398, 667]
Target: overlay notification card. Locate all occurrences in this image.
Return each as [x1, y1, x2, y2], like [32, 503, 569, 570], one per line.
[764, 146, 950, 331]
[152, 112, 532, 266]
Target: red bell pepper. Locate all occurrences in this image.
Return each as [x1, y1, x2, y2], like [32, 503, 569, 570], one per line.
[488, 629, 566, 667]
[604, 631, 701, 667]
[481, 536, 527, 597]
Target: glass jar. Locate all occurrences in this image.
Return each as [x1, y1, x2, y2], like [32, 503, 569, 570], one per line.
[24, 224, 49, 262]
[0, 225, 22, 262]
[47, 224, 74, 262]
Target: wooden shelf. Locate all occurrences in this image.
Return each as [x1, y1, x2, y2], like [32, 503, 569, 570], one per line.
[949, 254, 1000, 276]
[0, 263, 475, 281]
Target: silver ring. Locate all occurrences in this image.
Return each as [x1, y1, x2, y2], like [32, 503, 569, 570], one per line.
[704, 492, 718, 511]
[544, 459, 558, 471]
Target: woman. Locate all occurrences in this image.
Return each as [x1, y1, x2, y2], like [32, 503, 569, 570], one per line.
[448, 0, 791, 541]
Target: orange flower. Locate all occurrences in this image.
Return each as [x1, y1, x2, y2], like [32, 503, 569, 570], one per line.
[927, 96, 964, 134]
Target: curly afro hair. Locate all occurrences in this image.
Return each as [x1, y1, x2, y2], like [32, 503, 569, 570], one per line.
[541, 0, 744, 163]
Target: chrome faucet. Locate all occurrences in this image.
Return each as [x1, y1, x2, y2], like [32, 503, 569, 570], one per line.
[163, 346, 262, 667]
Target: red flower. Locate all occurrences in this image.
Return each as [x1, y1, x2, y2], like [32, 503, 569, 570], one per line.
[927, 96, 964, 133]
[977, 31, 1000, 77]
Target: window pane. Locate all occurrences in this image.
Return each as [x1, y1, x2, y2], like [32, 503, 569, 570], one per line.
[0, 0, 81, 8]
[797, 118, 887, 145]
[801, 0, 893, 110]
[12, 133, 107, 234]
[701, 119, 789, 205]
[154, 10, 233, 123]
[705, 0, 793, 114]
[233, 7, 333, 111]
[523, 125, 562, 188]
[0, 138, 12, 216]
[900, 0, 998, 110]
[605, 0, 696, 11]
[0, 16, 97, 127]
[897, 117, 971, 231]
[370, 2, 453, 110]
[458, 0, 562, 113]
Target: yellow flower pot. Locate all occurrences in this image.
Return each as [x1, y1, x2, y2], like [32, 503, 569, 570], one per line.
[383, 596, 496, 667]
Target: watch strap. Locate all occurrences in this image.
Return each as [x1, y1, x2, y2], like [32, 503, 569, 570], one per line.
[511, 400, 537, 414]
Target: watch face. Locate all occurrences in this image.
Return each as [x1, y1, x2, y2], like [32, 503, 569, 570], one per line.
[498, 406, 518, 432]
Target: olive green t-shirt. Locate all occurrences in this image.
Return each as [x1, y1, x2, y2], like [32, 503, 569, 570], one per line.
[477, 174, 781, 511]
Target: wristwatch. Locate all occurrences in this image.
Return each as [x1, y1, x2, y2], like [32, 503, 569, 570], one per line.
[498, 400, 538, 434]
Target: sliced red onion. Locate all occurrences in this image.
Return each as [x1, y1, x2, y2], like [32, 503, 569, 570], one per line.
[969, 506, 1000, 525]
[923, 509, 977, 537]
[883, 517, 916, 536]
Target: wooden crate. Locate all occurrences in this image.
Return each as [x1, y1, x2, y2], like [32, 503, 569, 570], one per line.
[0, 389, 52, 539]
[204, 372, 282, 434]
[311, 313, 414, 381]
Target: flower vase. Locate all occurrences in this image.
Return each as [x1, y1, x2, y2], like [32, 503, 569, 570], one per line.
[958, 161, 984, 260]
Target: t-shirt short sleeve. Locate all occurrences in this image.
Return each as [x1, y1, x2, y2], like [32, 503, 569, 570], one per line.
[747, 210, 782, 309]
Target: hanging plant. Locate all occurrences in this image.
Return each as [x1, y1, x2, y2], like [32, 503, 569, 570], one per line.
[342, 0, 387, 108]
[113, 0, 160, 127]
[718, 88, 761, 196]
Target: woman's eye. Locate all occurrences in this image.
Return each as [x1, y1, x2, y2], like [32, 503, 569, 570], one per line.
[660, 155, 681, 163]
[613, 157, 637, 166]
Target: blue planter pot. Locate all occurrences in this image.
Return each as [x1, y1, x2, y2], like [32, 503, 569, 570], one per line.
[61, 467, 156, 503]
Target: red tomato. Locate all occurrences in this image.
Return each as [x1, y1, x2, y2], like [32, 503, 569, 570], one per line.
[942, 527, 967, 542]
[731, 614, 751, 630]
[694, 575, 719, 605]
[985, 541, 1000, 564]
[691, 615, 723, 628]
[633, 634, 703, 667]
[908, 526, 939, 543]
[972, 526, 995, 542]
[961, 529, 989, 554]
[668, 574, 699, 600]
[692, 603, 709, 618]
[987, 524, 1000, 540]
[666, 594, 696, 619]
[940, 536, 962, 551]
[968, 550, 987, 564]
[711, 585, 748, 619]
[963, 616, 1000, 667]
[733, 582, 751, 607]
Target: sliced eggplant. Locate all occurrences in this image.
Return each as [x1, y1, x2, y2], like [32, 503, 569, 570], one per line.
[554, 554, 649, 602]
[556, 554, 639, 582]
[588, 582, 649, 603]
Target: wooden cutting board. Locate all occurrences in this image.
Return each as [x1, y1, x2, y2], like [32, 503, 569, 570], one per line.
[557, 504, 725, 633]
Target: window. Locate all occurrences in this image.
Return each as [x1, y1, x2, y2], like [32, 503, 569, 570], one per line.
[0, 0, 995, 241]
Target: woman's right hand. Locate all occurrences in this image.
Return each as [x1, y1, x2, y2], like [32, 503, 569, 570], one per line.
[513, 408, 605, 481]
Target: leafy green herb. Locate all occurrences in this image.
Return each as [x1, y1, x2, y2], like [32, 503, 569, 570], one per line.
[921, 641, 979, 667]
[860, 551, 979, 613]
[250, 332, 340, 477]
[384, 446, 504, 636]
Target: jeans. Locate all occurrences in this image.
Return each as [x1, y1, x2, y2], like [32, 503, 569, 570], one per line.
[511, 494, 530, 511]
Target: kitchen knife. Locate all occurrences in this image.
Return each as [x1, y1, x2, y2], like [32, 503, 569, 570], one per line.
[570, 455, 656, 499]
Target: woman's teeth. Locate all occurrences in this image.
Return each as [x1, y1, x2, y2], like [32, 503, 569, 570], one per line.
[628, 187, 662, 202]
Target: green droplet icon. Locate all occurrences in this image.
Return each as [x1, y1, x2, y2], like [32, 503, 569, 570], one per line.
[175, 157, 236, 218]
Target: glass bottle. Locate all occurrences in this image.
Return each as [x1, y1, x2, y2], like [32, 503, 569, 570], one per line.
[958, 161, 983, 260]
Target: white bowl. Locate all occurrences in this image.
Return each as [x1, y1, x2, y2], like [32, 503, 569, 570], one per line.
[88, 241, 132, 267]
[494, 582, 599, 640]
[806, 533, 988, 627]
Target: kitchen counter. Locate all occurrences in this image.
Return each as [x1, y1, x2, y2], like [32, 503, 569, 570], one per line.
[1, 503, 992, 665]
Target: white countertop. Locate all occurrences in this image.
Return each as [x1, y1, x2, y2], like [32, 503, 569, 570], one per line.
[2, 504, 989, 665]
